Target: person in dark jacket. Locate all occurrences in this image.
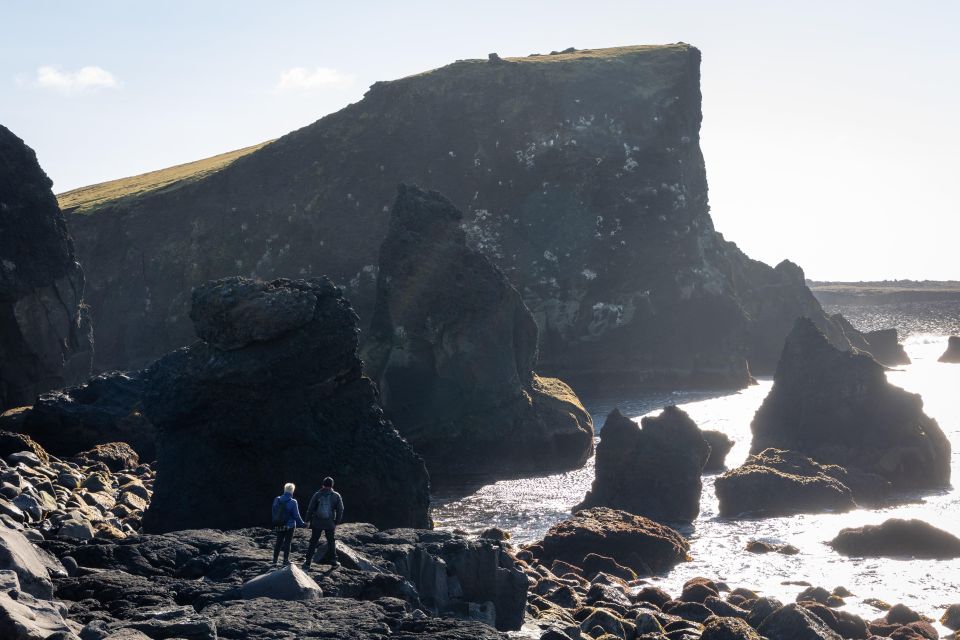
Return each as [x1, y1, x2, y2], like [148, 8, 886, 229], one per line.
[302, 477, 344, 570]
[272, 482, 306, 565]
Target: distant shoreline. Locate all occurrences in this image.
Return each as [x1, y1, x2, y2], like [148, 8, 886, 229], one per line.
[809, 281, 960, 305]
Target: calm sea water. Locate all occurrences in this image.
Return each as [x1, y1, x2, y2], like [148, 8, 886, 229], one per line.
[433, 308, 960, 622]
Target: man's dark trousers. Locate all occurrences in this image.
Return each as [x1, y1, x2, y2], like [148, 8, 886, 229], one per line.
[305, 526, 337, 565]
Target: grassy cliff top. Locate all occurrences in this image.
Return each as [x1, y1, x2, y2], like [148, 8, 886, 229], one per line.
[58, 141, 272, 214]
[504, 43, 692, 63]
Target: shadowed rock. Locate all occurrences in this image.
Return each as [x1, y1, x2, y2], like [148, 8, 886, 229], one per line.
[863, 329, 910, 366]
[702, 430, 734, 472]
[531, 507, 690, 575]
[829, 518, 960, 559]
[1, 371, 154, 460]
[939, 336, 960, 363]
[141, 276, 430, 532]
[751, 318, 950, 490]
[576, 406, 708, 521]
[0, 124, 92, 411]
[715, 449, 859, 518]
[364, 185, 593, 483]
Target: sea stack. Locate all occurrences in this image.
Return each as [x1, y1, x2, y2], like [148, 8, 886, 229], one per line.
[864, 328, 910, 366]
[939, 336, 960, 363]
[141, 276, 431, 532]
[364, 185, 593, 483]
[0, 125, 92, 410]
[577, 407, 709, 522]
[751, 317, 950, 490]
[65, 45, 862, 389]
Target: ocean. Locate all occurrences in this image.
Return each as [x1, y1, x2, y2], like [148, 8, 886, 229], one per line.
[432, 305, 960, 624]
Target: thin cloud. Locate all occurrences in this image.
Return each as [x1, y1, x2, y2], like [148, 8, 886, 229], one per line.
[275, 67, 354, 92]
[33, 65, 119, 93]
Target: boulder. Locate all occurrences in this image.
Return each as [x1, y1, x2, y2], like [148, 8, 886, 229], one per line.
[0, 124, 92, 411]
[0, 526, 54, 598]
[701, 615, 762, 640]
[863, 329, 910, 366]
[74, 442, 139, 472]
[750, 318, 950, 490]
[940, 604, 960, 630]
[532, 507, 690, 575]
[66, 45, 863, 391]
[363, 185, 594, 482]
[939, 336, 960, 363]
[0, 430, 48, 463]
[577, 407, 708, 522]
[240, 564, 321, 600]
[715, 449, 856, 517]
[758, 603, 842, 640]
[5, 372, 154, 460]
[703, 430, 734, 472]
[140, 277, 431, 532]
[0, 570, 78, 640]
[829, 518, 960, 559]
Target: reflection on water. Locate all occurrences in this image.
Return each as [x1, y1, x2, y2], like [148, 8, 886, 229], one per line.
[432, 334, 960, 620]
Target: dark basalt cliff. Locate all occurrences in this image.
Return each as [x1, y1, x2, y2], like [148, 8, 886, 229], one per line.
[65, 45, 856, 387]
[141, 276, 431, 532]
[751, 318, 950, 490]
[364, 185, 593, 483]
[0, 125, 92, 410]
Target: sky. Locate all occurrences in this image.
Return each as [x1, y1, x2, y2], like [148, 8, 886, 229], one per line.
[2, 1, 958, 281]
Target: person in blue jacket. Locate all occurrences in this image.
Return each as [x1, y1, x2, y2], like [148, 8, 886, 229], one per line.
[271, 482, 306, 565]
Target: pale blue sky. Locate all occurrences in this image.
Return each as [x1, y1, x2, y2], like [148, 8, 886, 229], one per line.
[2, 1, 958, 280]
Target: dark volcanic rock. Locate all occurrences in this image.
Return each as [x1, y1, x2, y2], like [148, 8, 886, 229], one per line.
[532, 507, 690, 574]
[140, 276, 430, 532]
[702, 430, 734, 472]
[0, 124, 92, 410]
[576, 406, 709, 521]
[715, 449, 857, 518]
[829, 518, 960, 559]
[751, 318, 950, 490]
[863, 329, 910, 366]
[363, 185, 593, 482]
[2, 371, 154, 460]
[65, 45, 861, 390]
[939, 336, 960, 363]
[758, 603, 842, 640]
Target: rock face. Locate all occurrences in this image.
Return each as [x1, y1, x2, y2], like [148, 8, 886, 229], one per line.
[751, 318, 950, 490]
[0, 124, 92, 411]
[577, 406, 708, 521]
[863, 329, 910, 366]
[65, 45, 860, 389]
[531, 507, 690, 574]
[1, 371, 154, 460]
[702, 430, 734, 472]
[140, 276, 430, 532]
[363, 185, 593, 482]
[715, 449, 857, 518]
[939, 336, 960, 363]
[829, 518, 960, 559]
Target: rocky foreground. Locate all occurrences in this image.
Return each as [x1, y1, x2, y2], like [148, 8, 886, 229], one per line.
[3, 441, 960, 640]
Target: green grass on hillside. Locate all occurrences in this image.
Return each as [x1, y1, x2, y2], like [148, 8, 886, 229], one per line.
[57, 141, 272, 214]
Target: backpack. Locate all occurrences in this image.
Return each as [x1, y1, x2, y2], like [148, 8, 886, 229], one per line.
[271, 496, 289, 527]
[316, 493, 333, 520]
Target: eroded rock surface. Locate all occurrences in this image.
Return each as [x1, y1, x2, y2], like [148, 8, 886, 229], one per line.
[530, 507, 690, 575]
[0, 124, 92, 411]
[577, 407, 708, 521]
[65, 45, 860, 389]
[364, 185, 593, 482]
[141, 277, 431, 532]
[751, 318, 950, 490]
